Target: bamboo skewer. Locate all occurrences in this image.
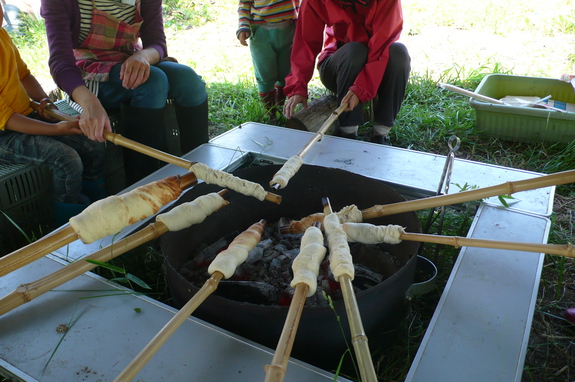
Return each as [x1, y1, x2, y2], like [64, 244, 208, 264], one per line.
[269, 103, 348, 190]
[0, 190, 230, 317]
[281, 169, 575, 234]
[264, 222, 326, 382]
[114, 271, 224, 382]
[114, 219, 267, 382]
[323, 198, 377, 382]
[31, 101, 282, 204]
[297, 103, 348, 158]
[264, 283, 309, 382]
[30, 100, 191, 169]
[0, 172, 198, 278]
[361, 168, 575, 219]
[342, 221, 574, 258]
[399, 232, 575, 258]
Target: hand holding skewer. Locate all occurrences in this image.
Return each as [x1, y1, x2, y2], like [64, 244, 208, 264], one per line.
[30, 101, 282, 204]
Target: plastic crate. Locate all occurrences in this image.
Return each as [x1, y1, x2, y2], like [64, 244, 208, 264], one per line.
[0, 160, 53, 255]
[470, 74, 575, 144]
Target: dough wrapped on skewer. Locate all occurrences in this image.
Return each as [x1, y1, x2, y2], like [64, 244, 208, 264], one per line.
[189, 162, 267, 201]
[156, 192, 229, 232]
[281, 205, 363, 234]
[208, 220, 266, 278]
[342, 222, 405, 244]
[290, 226, 327, 296]
[70, 176, 182, 244]
[270, 155, 303, 189]
[324, 213, 354, 282]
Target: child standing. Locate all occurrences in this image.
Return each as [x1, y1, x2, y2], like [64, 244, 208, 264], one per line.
[237, 0, 299, 124]
[0, 6, 106, 226]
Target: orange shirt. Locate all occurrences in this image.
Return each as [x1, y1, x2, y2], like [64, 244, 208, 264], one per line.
[0, 28, 33, 130]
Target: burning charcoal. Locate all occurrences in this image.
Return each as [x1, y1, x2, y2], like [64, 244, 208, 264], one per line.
[216, 280, 278, 305]
[179, 267, 209, 284]
[179, 218, 397, 308]
[263, 248, 280, 261]
[190, 232, 238, 268]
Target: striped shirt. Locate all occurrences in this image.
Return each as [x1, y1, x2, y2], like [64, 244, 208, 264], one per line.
[78, 0, 137, 43]
[238, 0, 299, 32]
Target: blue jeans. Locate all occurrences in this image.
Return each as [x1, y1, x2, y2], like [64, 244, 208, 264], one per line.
[97, 61, 207, 111]
[0, 130, 106, 203]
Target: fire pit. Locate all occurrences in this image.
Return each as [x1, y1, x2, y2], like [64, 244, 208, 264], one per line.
[160, 164, 421, 370]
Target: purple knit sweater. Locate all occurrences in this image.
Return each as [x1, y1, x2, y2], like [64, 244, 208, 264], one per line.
[40, 0, 167, 96]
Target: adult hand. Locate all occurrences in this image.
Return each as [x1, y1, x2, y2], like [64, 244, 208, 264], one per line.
[238, 30, 250, 46]
[79, 102, 111, 142]
[71, 85, 112, 142]
[120, 51, 152, 89]
[341, 90, 360, 111]
[284, 95, 307, 119]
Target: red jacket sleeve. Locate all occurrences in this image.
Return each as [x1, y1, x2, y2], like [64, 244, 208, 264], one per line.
[349, 0, 403, 102]
[283, 0, 327, 99]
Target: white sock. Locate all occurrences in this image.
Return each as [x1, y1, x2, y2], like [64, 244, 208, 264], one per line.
[340, 125, 358, 134]
[373, 125, 392, 136]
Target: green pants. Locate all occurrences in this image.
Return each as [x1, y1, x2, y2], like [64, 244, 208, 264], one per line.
[249, 23, 295, 93]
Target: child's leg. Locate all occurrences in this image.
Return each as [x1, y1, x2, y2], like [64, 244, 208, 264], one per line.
[274, 23, 296, 88]
[249, 26, 279, 94]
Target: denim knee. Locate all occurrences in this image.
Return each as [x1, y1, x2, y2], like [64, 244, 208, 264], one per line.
[52, 150, 84, 203]
[158, 61, 207, 107]
[130, 66, 170, 109]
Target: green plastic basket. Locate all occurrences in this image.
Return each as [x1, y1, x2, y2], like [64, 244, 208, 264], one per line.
[470, 74, 575, 144]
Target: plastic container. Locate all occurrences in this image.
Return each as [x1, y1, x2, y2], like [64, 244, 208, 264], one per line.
[470, 74, 575, 144]
[0, 160, 53, 254]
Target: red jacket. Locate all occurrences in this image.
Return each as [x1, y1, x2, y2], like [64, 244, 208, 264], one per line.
[284, 0, 403, 103]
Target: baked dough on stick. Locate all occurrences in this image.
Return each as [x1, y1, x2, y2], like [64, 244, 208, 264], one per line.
[269, 103, 348, 191]
[0, 190, 229, 317]
[0, 172, 197, 278]
[322, 197, 378, 382]
[189, 162, 282, 204]
[264, 223, 326, 382]
[208, 219, 267, 278]
[280, 204, 362, 234]
[114, 219, 266, 382]
[269, 155, 303, 189]
[342, 222, 405, 245]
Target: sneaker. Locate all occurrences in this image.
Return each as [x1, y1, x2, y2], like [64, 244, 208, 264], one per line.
[370, 134, 391, 145]
[334, 128, 358, 140]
